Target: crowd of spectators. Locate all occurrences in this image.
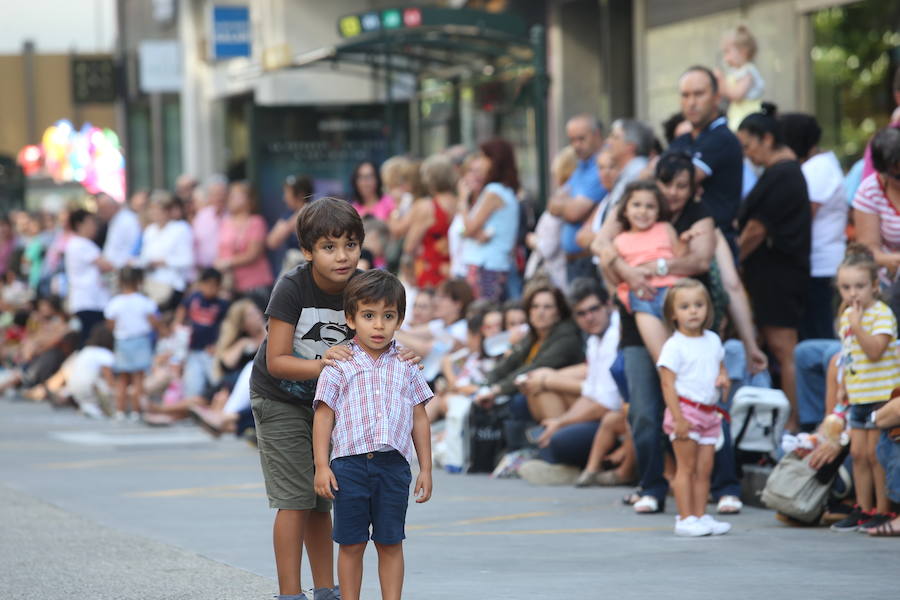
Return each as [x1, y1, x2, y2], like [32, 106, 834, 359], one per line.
[3, 50, 900, 536]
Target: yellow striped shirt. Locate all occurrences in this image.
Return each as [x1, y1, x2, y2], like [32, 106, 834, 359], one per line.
[840, 300, 900, 405]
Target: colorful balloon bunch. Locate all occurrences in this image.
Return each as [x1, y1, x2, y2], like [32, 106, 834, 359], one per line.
[25, 119, 127, 202]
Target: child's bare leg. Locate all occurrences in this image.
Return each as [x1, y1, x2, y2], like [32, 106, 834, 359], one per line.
[304, 509, 336, 590]
[131, 372, 145, 414]
[337, 542, 366, 600]
[634, 313, 668, 362]
[115, 375, 128, 414]
[374, 542, 404, 600]
[867, 429, 890, 513]
[850, 429, 874, 510]
[671, 440, 698, 520]
[613, 424, 637, 481]
[273, 509, 308, 595]
[693, 444, 715, 517]
[583, 409, 616, 473]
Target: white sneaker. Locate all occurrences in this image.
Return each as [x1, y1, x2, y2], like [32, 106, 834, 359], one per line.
[699, 514, 731, 535]
[127, 412, 142, 423]
[674, 515, 712, 537]
[114, 411, 126, 422]
[80, 403, 105, 419]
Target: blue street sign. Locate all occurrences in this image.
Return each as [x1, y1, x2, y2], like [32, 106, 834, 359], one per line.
[212, 5, 251, 59]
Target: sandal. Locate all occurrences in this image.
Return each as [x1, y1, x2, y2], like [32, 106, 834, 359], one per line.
[717, 495, 743, 514]
[634, 495, 663, 514]
[868, 520, 900, 537]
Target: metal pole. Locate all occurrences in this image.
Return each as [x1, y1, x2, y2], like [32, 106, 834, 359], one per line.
[22, 41, 37, 144]
[530, 24, 548, 212]
[150, 93, 165, 189]
[385, 43, 395, 156]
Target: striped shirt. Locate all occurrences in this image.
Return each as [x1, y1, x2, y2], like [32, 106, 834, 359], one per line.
[853, 173, 900, 252]
[839, 300, 900, 405]
[314, 341, 433, 464]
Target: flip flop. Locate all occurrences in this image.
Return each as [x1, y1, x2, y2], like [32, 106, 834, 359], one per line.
[717, 495, 743, 514]
[868, 520, 900, 537]
[634, 495, 663, 514]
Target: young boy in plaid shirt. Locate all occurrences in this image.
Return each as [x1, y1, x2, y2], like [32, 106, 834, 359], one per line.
[313, 270, 433, 600]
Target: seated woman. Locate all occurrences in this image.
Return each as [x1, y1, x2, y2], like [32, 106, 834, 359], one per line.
[394, 278, 474, 382]
[474, 281, 584, 408]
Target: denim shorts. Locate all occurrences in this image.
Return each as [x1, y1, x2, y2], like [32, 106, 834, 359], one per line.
[848, 402, 885, 430]
[331, 450, 411, 545]
[628, 286, 669, 319]
[876, 431, 900, 503]
[114, 335, 153, 373]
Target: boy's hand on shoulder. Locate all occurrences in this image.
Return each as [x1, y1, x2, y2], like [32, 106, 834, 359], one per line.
[397, 346, 424, 370]
[314, 466, 338, 500]
[414, 469, 432, 503]
[322, 345, 352, 367]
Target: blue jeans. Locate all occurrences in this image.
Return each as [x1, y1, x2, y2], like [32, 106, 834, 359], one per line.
[538, 421, 600, 467]
[183, 350, 215, 398]
[713, 340, 772, 500]
[623, 346, 668, 502]
[800, 277, 837, 340]
[876, 432, 900, 503]
[794, 339, 841, 431]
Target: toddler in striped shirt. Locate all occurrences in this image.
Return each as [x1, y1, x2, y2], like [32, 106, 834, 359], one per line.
[313, 270, 433, 600]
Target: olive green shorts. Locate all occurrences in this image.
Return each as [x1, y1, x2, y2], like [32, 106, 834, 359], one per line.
[250, 393, 331, 512]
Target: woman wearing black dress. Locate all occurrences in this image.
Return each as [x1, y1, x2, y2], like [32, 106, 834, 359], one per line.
[736, 102, 812, 432]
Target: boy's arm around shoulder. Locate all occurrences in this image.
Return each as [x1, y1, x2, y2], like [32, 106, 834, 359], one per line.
[266, 317, 327, 381]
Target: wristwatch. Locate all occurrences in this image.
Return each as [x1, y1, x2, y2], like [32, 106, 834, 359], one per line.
[656, 258, 669, 277]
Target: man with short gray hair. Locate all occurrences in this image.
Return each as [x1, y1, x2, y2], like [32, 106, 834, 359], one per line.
[597, 118, 654, 223]
[547, 114, 608, 283]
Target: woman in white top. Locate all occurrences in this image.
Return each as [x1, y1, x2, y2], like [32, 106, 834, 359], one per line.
[140, 191, 195, 310]
[780, 113, 848, 339]
[64, 209, 113, 346]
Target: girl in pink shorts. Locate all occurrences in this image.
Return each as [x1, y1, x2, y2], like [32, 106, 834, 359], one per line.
[656, 279, 732, 537]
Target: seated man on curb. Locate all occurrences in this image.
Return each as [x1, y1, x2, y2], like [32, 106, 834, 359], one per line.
[516, 278, 626, 485]
[868, 393, 900, 536]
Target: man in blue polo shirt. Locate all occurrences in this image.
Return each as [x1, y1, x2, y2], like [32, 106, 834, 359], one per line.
[669, 66, 743, 246]
[547, 114, 607, 284]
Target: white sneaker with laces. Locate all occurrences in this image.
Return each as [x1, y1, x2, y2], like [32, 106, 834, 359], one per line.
[699, 514, 731, 535]
[674, 515, 712, 537]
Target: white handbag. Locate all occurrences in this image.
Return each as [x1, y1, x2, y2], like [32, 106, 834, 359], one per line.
[731, 386, 791, 457]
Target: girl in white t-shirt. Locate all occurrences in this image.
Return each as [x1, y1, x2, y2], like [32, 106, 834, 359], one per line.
[66, 324, 116, 419]
[656, 278, 731, 537]
[104, 267, 159, 421]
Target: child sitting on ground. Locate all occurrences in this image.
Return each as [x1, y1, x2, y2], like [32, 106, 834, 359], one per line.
[66, 324, 116, 418]
[313, 270, 433, 600]
[657, 278, 731, 537]
[611, 180, 683, 361]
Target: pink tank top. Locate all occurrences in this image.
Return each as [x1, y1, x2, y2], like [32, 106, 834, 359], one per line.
[613, 222, 679, 308]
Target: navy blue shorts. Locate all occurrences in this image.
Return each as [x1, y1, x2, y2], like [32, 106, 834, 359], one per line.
[848, 402, 884, 430]
[331, 450, 411, 546]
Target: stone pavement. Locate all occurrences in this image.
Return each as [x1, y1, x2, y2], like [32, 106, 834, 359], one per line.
[0, 397, 894, 599]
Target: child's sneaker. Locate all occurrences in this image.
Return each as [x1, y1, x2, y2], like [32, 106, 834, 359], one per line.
[674, 515, 711, 537]
[114, 411, 126, 422]
[829, 505, 870, 532]
[699, 514, 731, 535]
[313, 586, 341, 600]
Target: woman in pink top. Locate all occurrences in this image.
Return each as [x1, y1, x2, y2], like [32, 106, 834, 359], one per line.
[610, 180, 683, 360]
[215, 181, 274, 294]
[351, 161, 395, 221]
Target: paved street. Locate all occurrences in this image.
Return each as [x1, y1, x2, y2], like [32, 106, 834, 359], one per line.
[0, 397, 894, 599]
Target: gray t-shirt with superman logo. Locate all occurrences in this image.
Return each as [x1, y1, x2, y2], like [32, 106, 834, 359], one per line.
[250, 264, 354, 405]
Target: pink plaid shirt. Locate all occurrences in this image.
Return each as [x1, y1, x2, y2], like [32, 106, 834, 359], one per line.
[314, 340, 433, 464]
